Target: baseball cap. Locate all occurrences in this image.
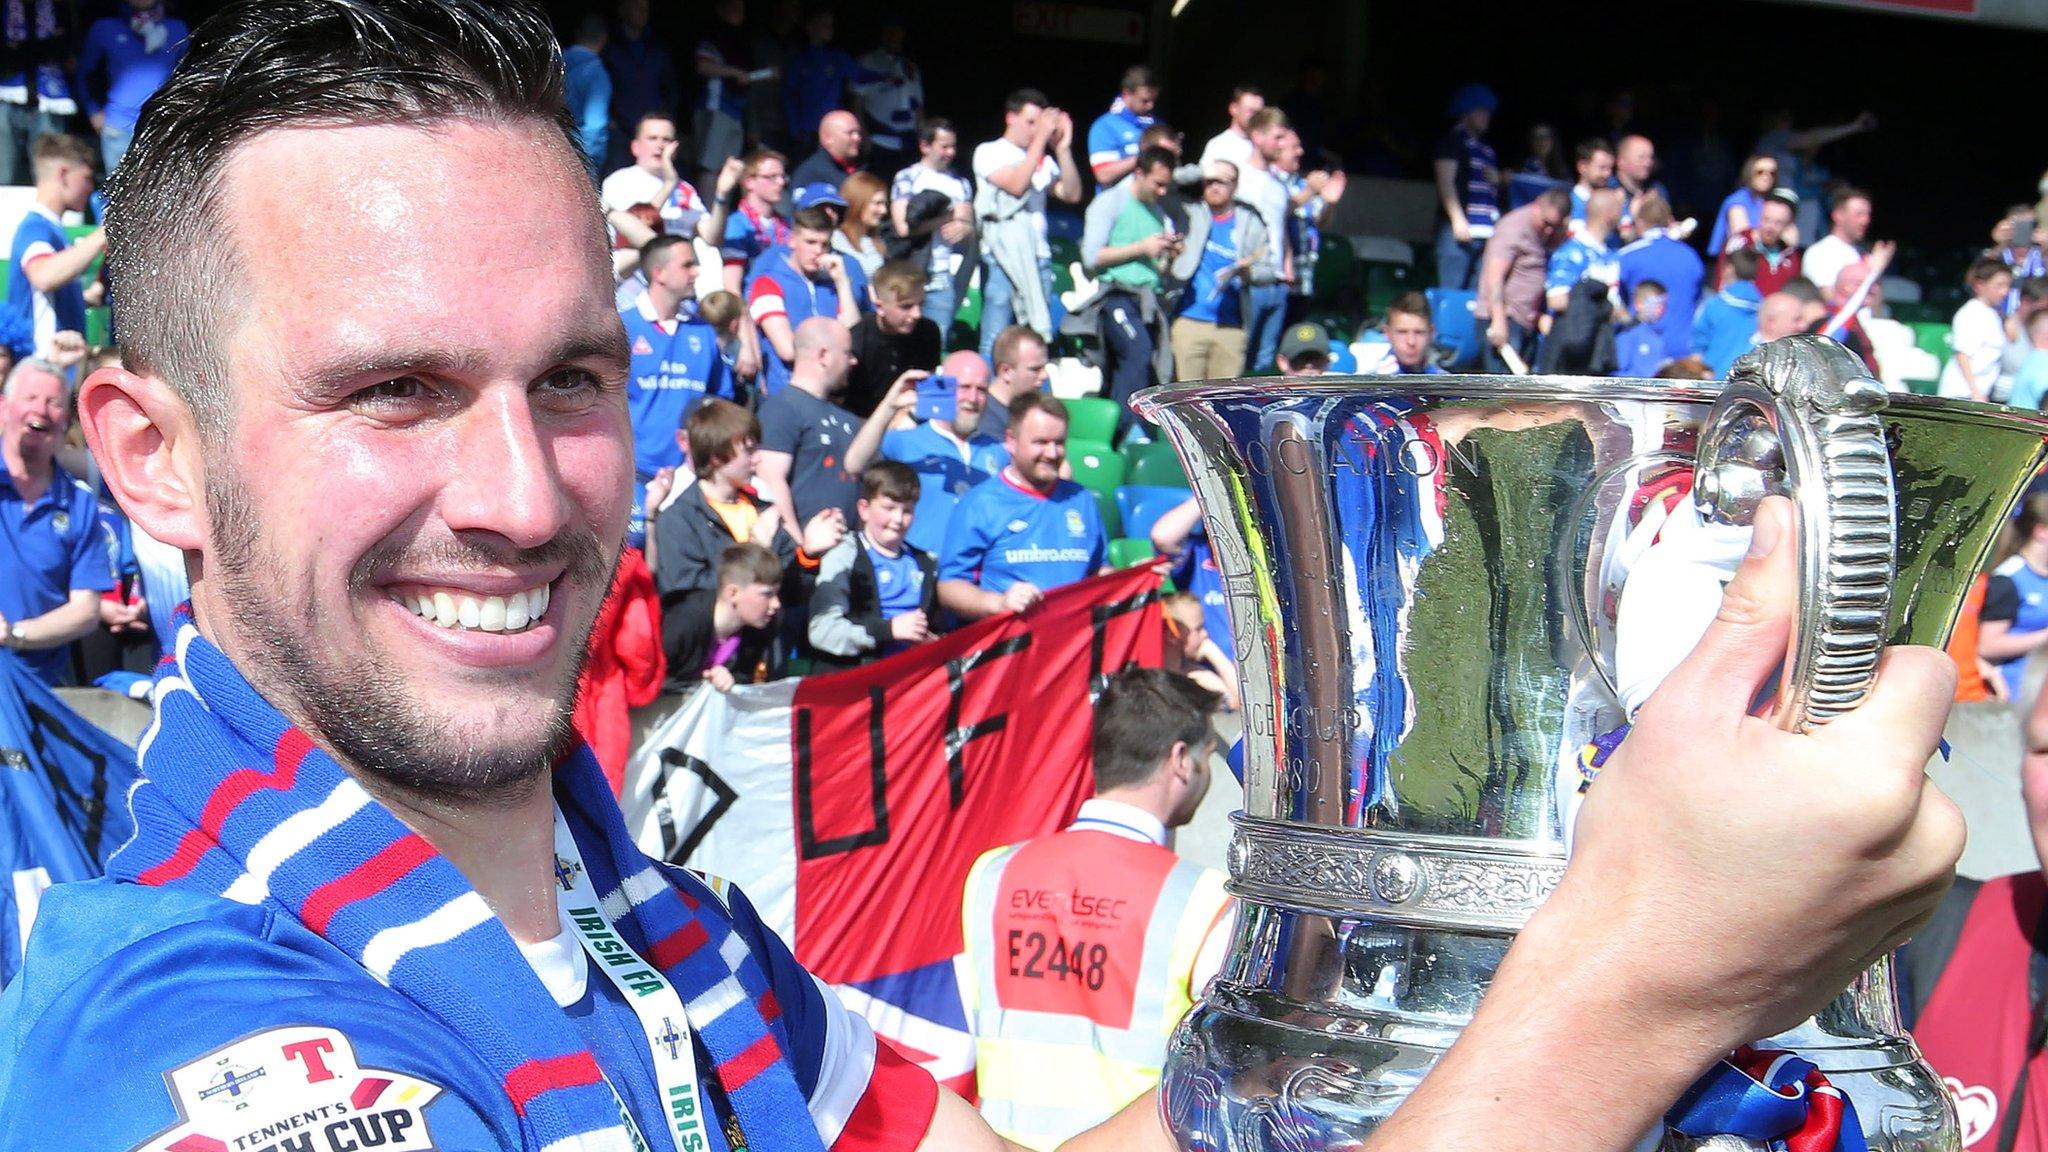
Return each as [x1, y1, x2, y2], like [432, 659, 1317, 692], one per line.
[1447, 83, 1499, 120]
[1279, 322, 1332, 364]
[793, 183, 848, 211]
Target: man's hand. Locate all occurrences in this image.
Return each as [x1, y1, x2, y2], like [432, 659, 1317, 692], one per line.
[82, 280, 106, 307]
[644, 467, 677, 518]
[706, 666, 737, 692]
[886, 369, 929, 414]
[801, 507, 847, 557]
[820, 252, 849, 282]
[1486, 314, 1508, 349]
[659, 139, 680, 180]
[1001, 582, 1043, 615]
[77, 228, 107, 257]
[715, 155, 746, 201]
[1868, 239, 1898, 277]
[939, 219, 973, 245]
[89, 111, 105, 133]
[99, 597, 145, 632]
[1322, 170, 1348, 205]
[1136, 232, 1176, 260]
[43, 330, 87, 368]
[1032, 109, 1061, 148]
[1450, 216, 1472, 244]
[1555, 495, 1962, 1050]
[890, 610, 933, 643]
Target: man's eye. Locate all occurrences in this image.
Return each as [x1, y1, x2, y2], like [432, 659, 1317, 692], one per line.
[351, 377, 434, 408]
[537, 368, 608, 407]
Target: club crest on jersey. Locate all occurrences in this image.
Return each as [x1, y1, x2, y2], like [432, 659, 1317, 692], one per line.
[133, 1026, 441, 1152]
[633, 335, 654, 356]
[1065, 509, 1084, 536]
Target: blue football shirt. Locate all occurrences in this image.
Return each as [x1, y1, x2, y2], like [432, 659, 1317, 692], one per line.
[938, 471, 1106, 595]
[880, 422, 1009, 556]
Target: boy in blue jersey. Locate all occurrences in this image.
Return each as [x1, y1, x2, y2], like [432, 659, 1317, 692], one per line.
[937, 391, 1107, 620]
[745, 205, 861, 396]
[621, 235, 732, 547]
[1615, 280, 1671, 378]
[3, 134, 100, 356]
[808, 461, 938, 670]
[1086, 65, 1156, 191]
[843, 349, 1008, 556]
[1365, 292, 1448, 376]
[1616, 193, 1704, 362]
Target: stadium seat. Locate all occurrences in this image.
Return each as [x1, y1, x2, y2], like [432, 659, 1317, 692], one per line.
[1908, 321, 1953, 363]
[1065, 395, 1121, 444]
[1117, 484, 1193, 543]
[1067, 439, 1126, 494]
[1425, 287, 1481, 371]
[1094, 488, 1122, 538]
[1123, 439, 1189, 489]
[1107, 537, 1157, 569]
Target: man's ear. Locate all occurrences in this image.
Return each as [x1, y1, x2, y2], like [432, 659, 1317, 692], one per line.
[79, 365, 210, 552]
[1167, 740, 1194, 786]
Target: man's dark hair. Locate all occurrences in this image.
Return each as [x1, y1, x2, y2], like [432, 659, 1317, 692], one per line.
[1830, 185, 1871, 216]
[791, 205, 836, 234]
[917, 117, 953, 147]
[1004, 88, 1048, 115]
[1008, 389, 1068, 429]
[1725, 246, 1761, 283]
[1536, 186, 1571, 214]
[640, 233, 693, 273]
[991, 324, 1045, 370]
[1386, 291, 1431, 323]
[1634, 190, 1673, 229]
[860, 460, 920, 504]
[1780, 276, 1822, 304]
[1119, 65, 1156, 93]
[571, 12, 606, 44]
[633, 109, 676, 135]
[687, 396, 762, 479]
[1091, 668, 1219, 793]
[1138, 121, 1178, 152]
[1633, 278, 1668, 297]
[1573, 137, 1612, 165]
[718, 542, 784, 590]
[1134, 145, 1177, 176]
[1968, 255, 2013, 286]
[1228, 83, 1261, 103]
[107, 0, 580, 441]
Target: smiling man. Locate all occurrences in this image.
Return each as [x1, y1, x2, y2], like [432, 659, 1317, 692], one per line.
[0, 5, 1979, 1152]
[0, 357, 112, 685]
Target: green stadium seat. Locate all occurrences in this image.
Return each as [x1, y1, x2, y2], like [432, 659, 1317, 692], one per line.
[1094, 488, 1122, 538]
[1123, 438, 1189, 489]
[1909, 321, 1953, 363]
[1064, 396, 1121, 444]
[86, 305, 109, 348]
[1107, 537, 1157, 569]
[1067, 439, 1127, 494]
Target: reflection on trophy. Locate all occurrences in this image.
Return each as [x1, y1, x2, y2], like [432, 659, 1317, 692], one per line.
[1132, 336, 2048, 1152]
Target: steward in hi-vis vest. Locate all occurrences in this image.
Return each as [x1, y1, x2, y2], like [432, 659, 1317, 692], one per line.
[962, 668, 1234, 1151]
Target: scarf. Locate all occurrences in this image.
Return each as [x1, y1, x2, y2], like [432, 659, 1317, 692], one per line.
[110, 613, 823, 1152]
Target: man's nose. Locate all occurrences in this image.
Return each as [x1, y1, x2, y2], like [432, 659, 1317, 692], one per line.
[442, 385, 576, 550]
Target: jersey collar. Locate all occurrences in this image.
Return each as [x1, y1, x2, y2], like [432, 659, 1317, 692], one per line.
[1068, 798, 1167, 846]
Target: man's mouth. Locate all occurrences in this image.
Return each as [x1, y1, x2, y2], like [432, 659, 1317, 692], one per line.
[21, 416, 52, 434]
[388, 581, 551, 634]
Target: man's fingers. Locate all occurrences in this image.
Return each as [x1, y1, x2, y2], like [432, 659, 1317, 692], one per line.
[1643, 495, 1799, 730]
[1817, 645, 1956, 767]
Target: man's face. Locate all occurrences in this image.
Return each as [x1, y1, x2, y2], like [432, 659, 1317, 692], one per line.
[744, 158, 786, 206]
[1251, 125, 1284, 163]
[1757, 296, 1804, 342]
[729, 581, 781, 629]
[951, 374, 988, 437]
[1758, 202, 1793, 246]
[1202, 169, 1236, 209]
[630, 118, 676, 171]
[920, 128, 956, 169]
[1275, 131, 1303, 174]
[2, 368, 68, 463]
[859, 494, 912, 551]
[56, 159, 92, 212]
[1277, 353, 1328, 376]
[1136, 162, 1172, 202]
[1125, 85, 1157, 116]
[1634, 290, 1667, 324]
[651, 245, 698, 299]
[790, 226, 830, 274]
[1229, 93, 1264, 132]
[1578, 149, 1613, 187]
[1834, 197, 1871, 243]
[1536, 199, 1567, 234]
[812, 324, 854, 391]
[190, 120, 629, 801]
[1833, 263, 1870, 308]
[821, 112, 861, 162]
[1384, 312, 1432, 369]
[1167, 732, 1217, 826]
[875, 288, 923, 335]
[1618, 139, 1654, 183]
[1005, 103, 1043, 146]
[1005, 408, 1066, 490]
[998, 340, 1048, 394]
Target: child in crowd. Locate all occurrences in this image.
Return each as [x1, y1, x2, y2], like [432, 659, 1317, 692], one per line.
[808, 461, 939, 670]
[652, 397, 844, 597]
[2009, 309, 2048, 412]
[1615, 279, 1670, 378]
[1160, 590, 1240, 712]
[1940, 256, 2014, 402]
[663, 543, 786, 693]
[697, 289, 748, 393]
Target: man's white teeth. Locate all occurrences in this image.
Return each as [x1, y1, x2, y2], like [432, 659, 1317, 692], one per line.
[397, 584, 550, 633]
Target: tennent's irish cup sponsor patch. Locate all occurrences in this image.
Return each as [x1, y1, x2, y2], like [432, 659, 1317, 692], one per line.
[134, 1026, 442, 1152]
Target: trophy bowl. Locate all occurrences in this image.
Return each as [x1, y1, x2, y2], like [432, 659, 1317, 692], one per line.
[1133, 336, 2048, 1152]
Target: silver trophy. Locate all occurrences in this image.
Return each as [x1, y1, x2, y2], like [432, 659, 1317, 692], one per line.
[1133, 336, 2048, 1152]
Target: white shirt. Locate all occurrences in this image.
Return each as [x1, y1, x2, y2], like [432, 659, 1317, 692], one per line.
[1199, 129, 1253, 173]
[600, 165, 709, 237]
[973, 137, 1059, 258]
[1802, 233, 1863, 294]
[1235, 164, 1289, 279]
[1941, 297, 2009, 400]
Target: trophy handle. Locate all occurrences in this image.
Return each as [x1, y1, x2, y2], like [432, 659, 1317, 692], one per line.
[1692, 334, 1897, 733]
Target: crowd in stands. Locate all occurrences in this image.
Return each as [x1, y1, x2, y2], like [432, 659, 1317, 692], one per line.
[9, 0, 2048, 742]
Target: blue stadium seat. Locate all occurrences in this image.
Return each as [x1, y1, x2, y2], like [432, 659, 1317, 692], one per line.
[1426, 287, 1481, 371]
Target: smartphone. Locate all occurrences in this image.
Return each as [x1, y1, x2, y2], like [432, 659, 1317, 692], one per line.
[2014, 215, 2037, 250]
[915, 374, 958, 424]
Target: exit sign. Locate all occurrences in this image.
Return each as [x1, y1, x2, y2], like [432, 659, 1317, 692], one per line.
[1012, 2, 1146, 46]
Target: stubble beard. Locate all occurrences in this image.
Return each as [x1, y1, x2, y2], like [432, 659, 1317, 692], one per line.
[201, 462, 615, 808]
